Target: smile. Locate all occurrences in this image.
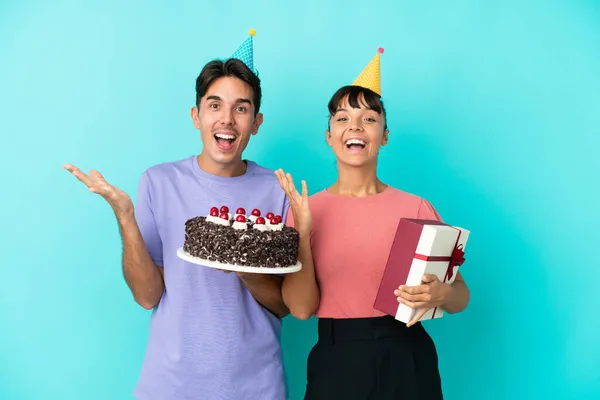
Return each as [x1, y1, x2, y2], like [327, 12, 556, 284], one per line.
[214, 132, 238, 151]
[345, 138, 366, 149]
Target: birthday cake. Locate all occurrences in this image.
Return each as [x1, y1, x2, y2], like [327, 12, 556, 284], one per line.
[183, 206, 300, 268]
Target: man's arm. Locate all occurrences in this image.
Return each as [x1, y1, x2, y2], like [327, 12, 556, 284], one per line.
[63, 164, 165, 310]
[119, 213, 165, 309]
[237, 274, 289, 318]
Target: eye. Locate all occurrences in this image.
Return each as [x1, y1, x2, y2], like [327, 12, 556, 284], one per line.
[236, 106, 247, 113]
[365, 117, 377, 122]
[336, 117, 348, 122]
[209, 103, 220, 109]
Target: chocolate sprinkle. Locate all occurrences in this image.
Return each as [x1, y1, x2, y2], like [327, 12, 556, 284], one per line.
[183, 217, 300, 268]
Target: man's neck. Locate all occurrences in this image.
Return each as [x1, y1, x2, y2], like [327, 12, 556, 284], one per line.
[196, 153, 247, 178]
[329, 161, 386, 197]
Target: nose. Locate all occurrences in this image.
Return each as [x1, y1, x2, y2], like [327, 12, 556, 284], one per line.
[220, 108, 234, 126]
[349, 120, 364, 131]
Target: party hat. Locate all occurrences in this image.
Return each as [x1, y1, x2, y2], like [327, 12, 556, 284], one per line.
[352, 47, 384, 96]
[231, 29, 257, 73]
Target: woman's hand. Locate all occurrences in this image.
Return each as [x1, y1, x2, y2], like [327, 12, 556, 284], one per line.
[275, 169, 311, 237]
[394, 274, 452, 327]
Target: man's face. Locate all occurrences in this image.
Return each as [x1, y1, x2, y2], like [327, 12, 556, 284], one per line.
[191, 76, 263, 167]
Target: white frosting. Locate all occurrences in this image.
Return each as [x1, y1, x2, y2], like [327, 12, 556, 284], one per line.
[268, 223, 283, 231]
[265, 217, 283, 231]
[253, 224, 269, 232]
[207, 215, 230, 226]
[206, 215, 220, 224]
[232, 221, 247, 230]
[248, 215, 259, 223]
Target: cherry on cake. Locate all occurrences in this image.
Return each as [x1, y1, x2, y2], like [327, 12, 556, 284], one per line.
[183, 206, 299, 268]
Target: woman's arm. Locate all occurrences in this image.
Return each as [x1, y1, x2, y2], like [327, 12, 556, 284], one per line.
[441, 272, 470, 313]
[282, 233, 319, 319]
[275, 169, 320, 320]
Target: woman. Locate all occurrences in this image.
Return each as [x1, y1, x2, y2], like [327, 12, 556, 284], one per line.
[275, 57, 471, 400]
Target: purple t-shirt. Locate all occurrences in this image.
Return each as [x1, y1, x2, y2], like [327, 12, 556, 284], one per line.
[132, 156, 290, 400]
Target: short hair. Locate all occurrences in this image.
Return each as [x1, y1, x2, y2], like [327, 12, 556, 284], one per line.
[195, 58, 262, 116]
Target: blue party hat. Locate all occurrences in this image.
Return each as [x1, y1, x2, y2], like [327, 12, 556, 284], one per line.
[231, 29, 256, 73]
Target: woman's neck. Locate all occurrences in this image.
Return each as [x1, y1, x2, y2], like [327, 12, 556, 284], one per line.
[328, 162, 387, 197]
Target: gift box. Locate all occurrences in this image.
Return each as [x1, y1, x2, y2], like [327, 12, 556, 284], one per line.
[374, 218, 470, 323]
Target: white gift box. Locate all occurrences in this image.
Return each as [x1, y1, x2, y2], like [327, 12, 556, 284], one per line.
[374, 219, 470, 323]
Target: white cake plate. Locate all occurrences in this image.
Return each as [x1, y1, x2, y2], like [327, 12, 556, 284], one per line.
[177, 248, 302, 274]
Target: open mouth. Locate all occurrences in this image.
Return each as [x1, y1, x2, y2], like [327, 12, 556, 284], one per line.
[214, 132, 237, 151]
[345, 138, 366, 151]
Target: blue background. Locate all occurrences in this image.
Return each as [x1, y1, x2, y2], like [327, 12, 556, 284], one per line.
[1, 0, 599, 399]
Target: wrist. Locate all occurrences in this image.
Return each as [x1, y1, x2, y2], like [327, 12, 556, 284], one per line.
[116, 211, 136, 226]
[299, 233, 311, 244]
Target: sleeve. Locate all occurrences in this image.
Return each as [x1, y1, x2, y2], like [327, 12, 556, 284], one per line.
[134, 171, 164, 267]
[417, 198, 444, 223]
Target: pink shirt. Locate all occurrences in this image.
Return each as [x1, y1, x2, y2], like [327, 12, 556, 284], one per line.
[287, 187, 442, 319]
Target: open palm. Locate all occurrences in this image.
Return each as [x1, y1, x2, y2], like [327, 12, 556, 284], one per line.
[63, 164, 133, 218]
[275, 169, 311, 236]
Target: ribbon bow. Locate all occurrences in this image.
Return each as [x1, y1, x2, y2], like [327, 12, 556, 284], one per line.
[445, 244, 466, 282]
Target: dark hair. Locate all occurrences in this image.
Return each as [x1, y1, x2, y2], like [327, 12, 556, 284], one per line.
[195, 58, 262, 116]
[327, 85, 388, 130]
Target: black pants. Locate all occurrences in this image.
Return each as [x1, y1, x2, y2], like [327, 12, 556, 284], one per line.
[304, 316, 443, 400]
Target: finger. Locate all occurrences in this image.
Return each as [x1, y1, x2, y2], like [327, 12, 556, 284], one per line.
[63, 164, 93, 187]
[397, 284, 430, 295]
[278, 170, 293, 195]
[285, 173, 301, 200]
[422, 274, 438, 284]
[89, 169, 107, 183]
[274, 169, 285, 183]
[398, 299, 427, 309]
[396, 291, 431, 303]
[274, 170, 284, 188]
[301, 180, 308, 200]
[407, 308, 428, 327]
[285, 173, 296, 192]
[275, 170, 291, 195]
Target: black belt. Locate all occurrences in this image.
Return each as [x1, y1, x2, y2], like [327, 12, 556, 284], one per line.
[317, 316, 424, 344]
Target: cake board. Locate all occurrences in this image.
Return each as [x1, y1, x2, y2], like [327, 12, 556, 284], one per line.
[177, 248, 302, 274]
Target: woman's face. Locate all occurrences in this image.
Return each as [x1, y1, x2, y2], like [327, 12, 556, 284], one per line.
[326, 94, 389, 168]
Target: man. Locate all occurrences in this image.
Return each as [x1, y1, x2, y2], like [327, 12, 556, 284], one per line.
[64, 31, 290, 399]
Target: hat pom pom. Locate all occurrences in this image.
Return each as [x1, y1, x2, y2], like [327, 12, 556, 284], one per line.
[248, 29, 256, 36]
[378, 47, 384, 54]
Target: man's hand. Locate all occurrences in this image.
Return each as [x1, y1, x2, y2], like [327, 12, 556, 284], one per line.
[236, 272, 288, 318]
[63, 164, 134, 219]
[63, 163, 165, 309]
[394, 274, 452, 327]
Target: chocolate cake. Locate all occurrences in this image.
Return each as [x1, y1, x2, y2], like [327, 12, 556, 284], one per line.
[183, 206, 300, 268]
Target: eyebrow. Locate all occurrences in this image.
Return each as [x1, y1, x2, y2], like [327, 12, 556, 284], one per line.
[206, 95, 252, 105]
[335, 107, 374, 113]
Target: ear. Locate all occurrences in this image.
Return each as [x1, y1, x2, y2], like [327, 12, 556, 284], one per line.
[190, 107, 200, 129]
[381, 129, 390, 146]
[251, 113, 264, 135]
[325, 130, 333, 146]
